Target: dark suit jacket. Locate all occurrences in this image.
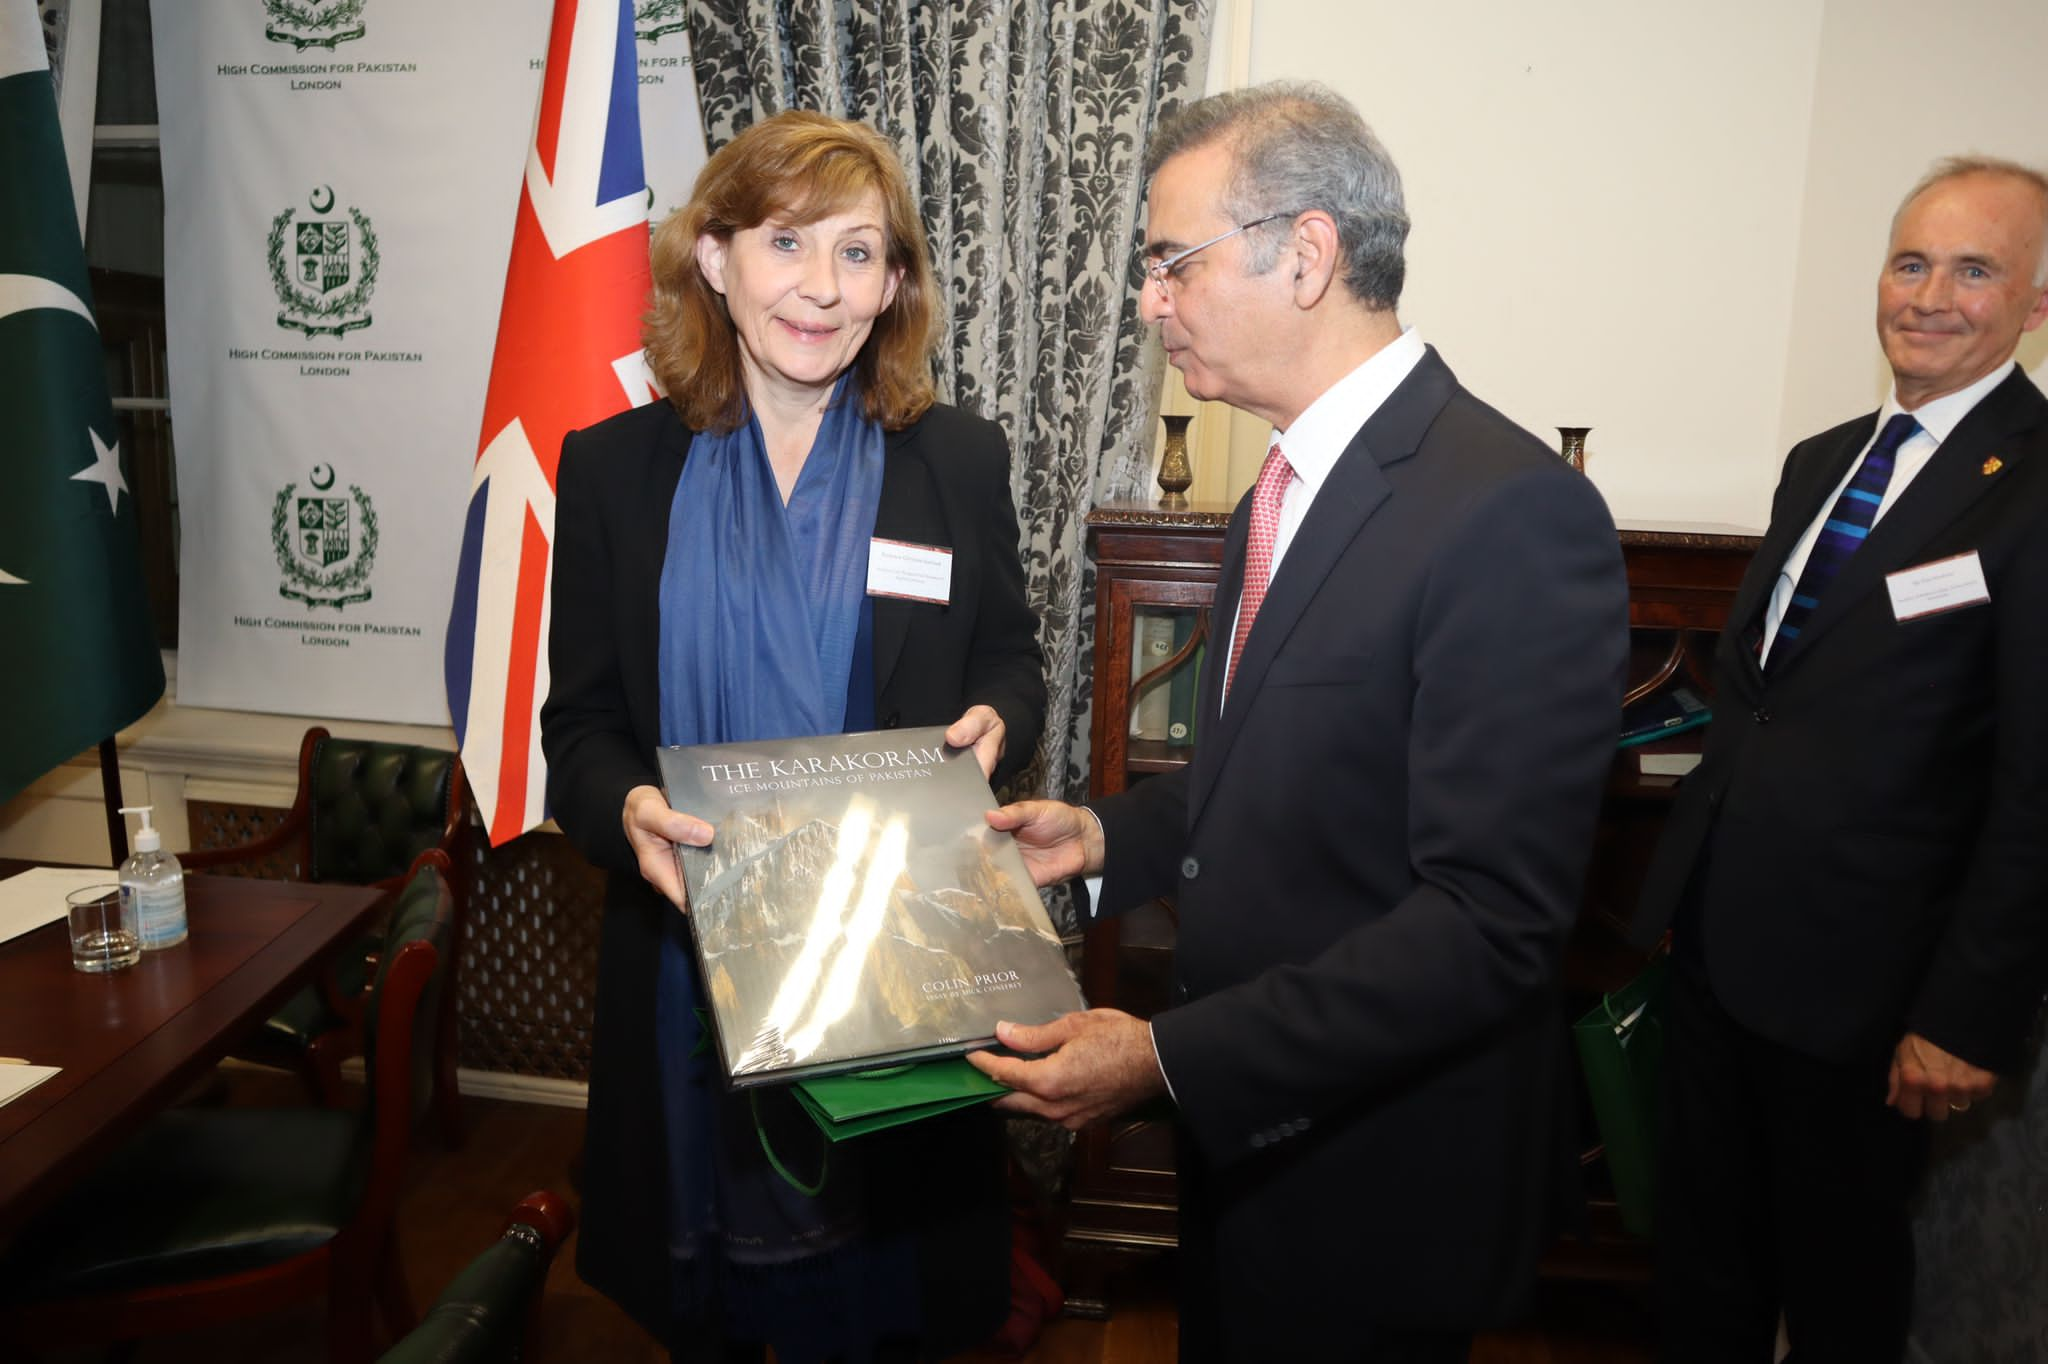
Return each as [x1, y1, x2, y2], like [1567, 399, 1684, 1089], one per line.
[1637, 367, 2048, 1074]
[539, 397, 1045, 1350]
[1092, 348, 1630, 1349]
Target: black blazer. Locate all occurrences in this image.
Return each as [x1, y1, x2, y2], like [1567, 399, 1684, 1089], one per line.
[1637, 367, 2048, 1073]
[1094, 349, 1630, 1348]
[539, 397, 1045, 1349]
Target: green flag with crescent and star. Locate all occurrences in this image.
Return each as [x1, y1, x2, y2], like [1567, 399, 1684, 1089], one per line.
[0, 3, 165, 807]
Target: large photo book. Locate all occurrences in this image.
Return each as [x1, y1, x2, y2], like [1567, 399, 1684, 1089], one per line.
[657, 727, 1085, 1088]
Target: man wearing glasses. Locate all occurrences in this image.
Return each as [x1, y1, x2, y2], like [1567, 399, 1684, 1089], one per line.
[971, 83, 1628, 1361]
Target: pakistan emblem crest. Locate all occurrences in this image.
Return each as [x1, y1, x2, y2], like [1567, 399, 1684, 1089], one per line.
[268, 185, 378, 337]
[635, 0, 686, 42]
[264, 0, 368, 51]
[273, 463, 378, 608]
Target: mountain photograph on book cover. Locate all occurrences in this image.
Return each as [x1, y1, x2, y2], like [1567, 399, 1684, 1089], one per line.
[658, 727, 1085, 1087]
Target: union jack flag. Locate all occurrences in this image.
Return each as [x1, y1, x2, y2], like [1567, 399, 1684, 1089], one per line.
[445, 0, 657, 845]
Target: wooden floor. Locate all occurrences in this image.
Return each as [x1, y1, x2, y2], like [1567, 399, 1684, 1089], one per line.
[37, 1071, 1654, 1363]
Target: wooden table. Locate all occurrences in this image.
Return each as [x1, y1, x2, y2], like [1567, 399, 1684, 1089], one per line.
[0, 871, 384, 1242]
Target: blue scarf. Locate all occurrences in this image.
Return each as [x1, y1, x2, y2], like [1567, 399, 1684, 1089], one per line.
[652, 375, 889, 1283]
[657, 375, 881, 745]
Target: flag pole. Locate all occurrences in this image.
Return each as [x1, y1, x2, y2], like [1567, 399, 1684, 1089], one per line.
[99, 737, 128, 865]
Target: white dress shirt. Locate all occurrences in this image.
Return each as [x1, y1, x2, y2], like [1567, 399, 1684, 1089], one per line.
[1760, 359, 2018, 665]
[1221, 327, 1428, 697]
[1088, 329, 1428, 1101]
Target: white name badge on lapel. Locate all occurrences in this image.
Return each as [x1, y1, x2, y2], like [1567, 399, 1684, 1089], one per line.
[867, 537, 953, 604]
[1885, 551, 1991, 622]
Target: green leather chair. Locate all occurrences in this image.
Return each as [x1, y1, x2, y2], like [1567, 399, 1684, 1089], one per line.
[376, 1190, 575, 1364]
[184, 726, 470, 1144]
[0, 855, 455, 1364]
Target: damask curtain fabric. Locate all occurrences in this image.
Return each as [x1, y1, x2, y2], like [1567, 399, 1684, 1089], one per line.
[685, 1, 1213, 907]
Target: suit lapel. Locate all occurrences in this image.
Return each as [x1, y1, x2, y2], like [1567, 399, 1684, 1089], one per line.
[1720, 416, 1874, 687]
[1772, 371, 2045, 673]
[869, 426, 928, 694]
[1186, 348, 1452, 818]
[627, 410, 694, 751]
[1189, 492, 1251, 817]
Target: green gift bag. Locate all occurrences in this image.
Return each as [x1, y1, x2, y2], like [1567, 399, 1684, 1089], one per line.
[793, 1059, 1009, 1141]
[1572, 954, 1670, 1239]
[753, 1060, 1009, 1196]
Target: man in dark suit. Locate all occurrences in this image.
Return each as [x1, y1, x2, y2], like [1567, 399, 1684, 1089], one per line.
[1635, 157, 2048, 1361]
[968, 83, 1629, 1362]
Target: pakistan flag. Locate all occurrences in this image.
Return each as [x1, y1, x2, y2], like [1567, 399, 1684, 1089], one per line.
[0, 10, 164, 807]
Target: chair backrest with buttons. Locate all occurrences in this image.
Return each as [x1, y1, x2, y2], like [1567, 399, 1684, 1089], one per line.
[306, 736, 461, 887]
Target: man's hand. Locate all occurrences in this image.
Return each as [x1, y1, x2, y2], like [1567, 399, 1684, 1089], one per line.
[985, 800, 1104, 886]
[1887, 1031, 1997, 1121]
[966, 1009, 1164, 1131]
[946, 705, 1006, 781]
[621, 784, 713, 911]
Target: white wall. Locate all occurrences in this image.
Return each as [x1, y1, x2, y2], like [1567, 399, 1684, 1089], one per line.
[1778, 0, 2048, 451]
[1180, 0, 2047, 525]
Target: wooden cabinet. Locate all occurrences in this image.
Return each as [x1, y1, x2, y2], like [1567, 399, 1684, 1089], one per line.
[1063, 500, 1233, 1317]
[1558, 520, 1761, 1281]
[1578, 521, 1763, 963]
[1060, 502, 1762, 1310]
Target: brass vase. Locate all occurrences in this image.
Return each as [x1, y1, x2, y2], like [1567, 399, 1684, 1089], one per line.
[1157, 414, 1194, 506]
[1557, 427, 1591, 474]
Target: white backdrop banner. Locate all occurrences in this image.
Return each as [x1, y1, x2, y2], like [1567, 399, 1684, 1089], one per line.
[155, 0, 704, 723]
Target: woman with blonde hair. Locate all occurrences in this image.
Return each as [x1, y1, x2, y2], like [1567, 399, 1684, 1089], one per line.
[541, 111, 1045, 1363]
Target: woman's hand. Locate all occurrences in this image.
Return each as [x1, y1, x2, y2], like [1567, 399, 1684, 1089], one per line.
[621, 785, 713, 911]
[947, 704, 1007, 780]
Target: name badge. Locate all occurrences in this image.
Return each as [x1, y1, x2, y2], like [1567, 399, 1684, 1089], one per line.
[867, 537, 952, 605]
[1885, 551, 1990, 622]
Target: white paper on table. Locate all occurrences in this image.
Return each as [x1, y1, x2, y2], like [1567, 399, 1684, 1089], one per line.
[0, 866, 117, 947]
[0, 1064, 62, 1108]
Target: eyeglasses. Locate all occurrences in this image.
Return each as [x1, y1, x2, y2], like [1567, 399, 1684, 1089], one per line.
[1141, 211, 1297, 291]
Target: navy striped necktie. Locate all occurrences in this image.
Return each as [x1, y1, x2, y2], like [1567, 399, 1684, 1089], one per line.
[1771, 412, 1919, 663]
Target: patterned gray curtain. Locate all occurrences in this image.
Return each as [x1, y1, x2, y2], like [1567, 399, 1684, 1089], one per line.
[685, 1, 1213, 922]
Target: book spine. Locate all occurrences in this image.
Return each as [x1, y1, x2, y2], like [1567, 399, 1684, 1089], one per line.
[1166, 613, 1199, 748]
[1130, 611, 1173, 741]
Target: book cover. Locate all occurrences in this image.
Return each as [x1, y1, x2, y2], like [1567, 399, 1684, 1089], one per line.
[656, 727, 1085, 1088]
[1618, 686, 1713, 748]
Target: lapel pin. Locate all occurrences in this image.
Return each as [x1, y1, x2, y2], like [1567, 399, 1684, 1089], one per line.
[1982, 455, 2004, 476]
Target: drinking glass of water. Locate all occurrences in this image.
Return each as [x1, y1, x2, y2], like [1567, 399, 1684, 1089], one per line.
[67, 884, 141, 973]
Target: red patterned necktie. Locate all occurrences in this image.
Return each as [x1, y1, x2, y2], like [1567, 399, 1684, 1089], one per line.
[1224, 443, 1294, 702]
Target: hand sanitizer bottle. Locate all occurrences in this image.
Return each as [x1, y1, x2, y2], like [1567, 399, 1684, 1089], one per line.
[118, 805, 188, 950]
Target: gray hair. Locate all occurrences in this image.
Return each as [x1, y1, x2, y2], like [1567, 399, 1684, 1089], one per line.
[1892, 154, 2048, 288]
[1147, 82, 1411, 310]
